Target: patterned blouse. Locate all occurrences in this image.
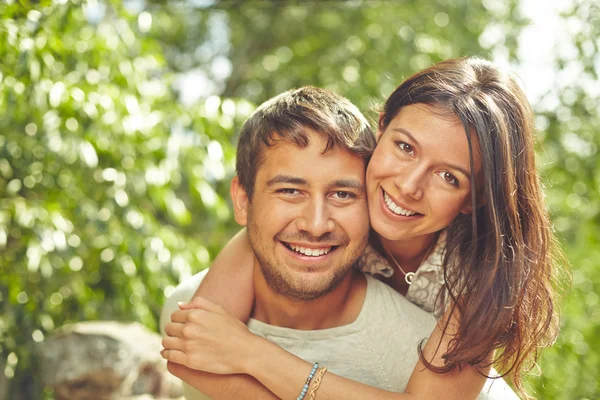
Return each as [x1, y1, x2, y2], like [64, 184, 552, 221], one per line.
[357, 234, 449, 318]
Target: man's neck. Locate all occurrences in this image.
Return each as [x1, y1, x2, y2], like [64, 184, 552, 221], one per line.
[251, 260, 367, 331]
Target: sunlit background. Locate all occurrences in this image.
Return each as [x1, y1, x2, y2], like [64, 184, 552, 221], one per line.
[0, 1, 598, 399]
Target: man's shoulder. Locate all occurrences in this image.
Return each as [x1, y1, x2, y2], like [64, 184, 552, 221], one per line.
[159, 269, 209, 335]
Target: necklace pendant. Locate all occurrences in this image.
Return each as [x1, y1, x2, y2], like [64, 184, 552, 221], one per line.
[405, 272, 415, 285]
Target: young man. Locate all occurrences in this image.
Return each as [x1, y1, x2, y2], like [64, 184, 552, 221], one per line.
[160, 87, 515, 399]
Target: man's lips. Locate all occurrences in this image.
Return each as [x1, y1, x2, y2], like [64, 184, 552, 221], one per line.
[280, 241, 339, 257]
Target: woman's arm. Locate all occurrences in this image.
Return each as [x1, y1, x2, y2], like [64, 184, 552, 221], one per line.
[162, 299, 490, 400]
[166, 362, 279, 400]
[403, 308, 490, 399]
[193, 228, 255, 321]
[244, 308, 489, 400]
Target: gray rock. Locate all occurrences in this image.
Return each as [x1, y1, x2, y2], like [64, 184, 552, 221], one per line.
[37, 321, 183, 400]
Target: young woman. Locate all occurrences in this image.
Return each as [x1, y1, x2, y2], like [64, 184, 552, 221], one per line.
[162, 57, 566, 399]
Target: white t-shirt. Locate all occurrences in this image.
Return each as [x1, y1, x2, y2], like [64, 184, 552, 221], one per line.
[161, 270, 517, 399]
[247, 274, 436, 392]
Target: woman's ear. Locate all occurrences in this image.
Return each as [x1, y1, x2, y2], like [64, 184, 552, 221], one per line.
[230, 176, 249, 226]
[460, 191, 486, 215]
[460, 203, 473, 215]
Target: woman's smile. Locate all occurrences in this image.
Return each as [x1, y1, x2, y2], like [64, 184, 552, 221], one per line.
[366, 104, 479, 243]
[382, 188, 420, 217]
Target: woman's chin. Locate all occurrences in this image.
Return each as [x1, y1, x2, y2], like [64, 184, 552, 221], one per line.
[369, 217, 404, 242]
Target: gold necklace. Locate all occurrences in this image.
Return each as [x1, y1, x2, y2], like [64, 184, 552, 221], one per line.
[381, 235, 438, 285]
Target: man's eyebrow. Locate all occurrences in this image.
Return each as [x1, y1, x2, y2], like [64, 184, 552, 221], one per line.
[266, 176, 365, 191]
[330, 179, 365, 192]
[392, 127, 472, 180]
[266, 175, 308, 187]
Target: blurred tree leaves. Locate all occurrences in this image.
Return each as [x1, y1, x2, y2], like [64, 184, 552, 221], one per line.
[524, 1, 600, 398]
[147, 0, 524, 114]
[0, 2, 245, 398]
[0, 0, 598, 399]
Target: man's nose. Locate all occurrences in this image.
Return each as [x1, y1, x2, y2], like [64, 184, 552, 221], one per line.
[295, 199, 335, 237]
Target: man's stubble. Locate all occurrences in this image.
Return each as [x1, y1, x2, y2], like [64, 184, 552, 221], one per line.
[246, 209, 368, 301]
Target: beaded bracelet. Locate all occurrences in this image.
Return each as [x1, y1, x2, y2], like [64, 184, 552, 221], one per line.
[296, 362, 319, 400]
[308, 366, 327, 400]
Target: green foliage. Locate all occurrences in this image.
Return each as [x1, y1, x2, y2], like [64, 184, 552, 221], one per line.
[0, 2, 243, 398]
[165, 0, 525, 115]
[523, 2, 600, 398]
[0, 0, 598, 399]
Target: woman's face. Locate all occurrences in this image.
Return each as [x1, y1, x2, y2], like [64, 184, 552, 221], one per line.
[366, 103, 482, 242]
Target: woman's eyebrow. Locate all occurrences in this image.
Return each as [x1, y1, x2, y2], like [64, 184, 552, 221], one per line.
[391, 128, 419, 144]
[444, 163, 471, 180]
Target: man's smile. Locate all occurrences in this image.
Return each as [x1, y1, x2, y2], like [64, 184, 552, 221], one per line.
[280, 241, 339, 259]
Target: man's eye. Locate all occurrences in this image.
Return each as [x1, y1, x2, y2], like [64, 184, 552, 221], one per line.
[279, 188, 300, 195]
[398, 142, 415, 156]
[332, 191, 356, 200]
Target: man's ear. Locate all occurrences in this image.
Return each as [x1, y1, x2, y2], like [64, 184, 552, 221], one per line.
[230, 176, 249, 226]
[376, 112, 385, 141]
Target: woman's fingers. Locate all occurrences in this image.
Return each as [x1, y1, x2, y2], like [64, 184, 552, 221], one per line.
[164, 321, 184, 337]
[162, 307, 254, 375]
[178, 296, 226, 315]
[161, 335, 185, 352]
[166, 318, 210, 340]
[160, 349, 189, 366]
[170, 309, 199, 323]
[170, 308, 219, 330]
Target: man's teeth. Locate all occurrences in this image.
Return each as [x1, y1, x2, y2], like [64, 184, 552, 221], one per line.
[383, 191, 417, 216]
[289, 244, 331, 257]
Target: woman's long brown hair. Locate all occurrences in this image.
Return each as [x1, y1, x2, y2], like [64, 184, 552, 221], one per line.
[381, 57, 567, 398]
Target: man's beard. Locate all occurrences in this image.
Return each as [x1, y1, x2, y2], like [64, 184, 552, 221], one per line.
[254, 245, 353, 301]
[246, 217, 361, 301]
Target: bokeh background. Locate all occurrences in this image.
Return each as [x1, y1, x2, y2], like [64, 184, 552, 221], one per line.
[1, 1, 598, 399]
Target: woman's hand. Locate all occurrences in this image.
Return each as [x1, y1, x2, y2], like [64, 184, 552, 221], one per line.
[161, 296, 259, 375]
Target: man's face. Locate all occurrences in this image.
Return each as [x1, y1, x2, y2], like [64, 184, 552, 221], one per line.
[232, 130, 370, 300]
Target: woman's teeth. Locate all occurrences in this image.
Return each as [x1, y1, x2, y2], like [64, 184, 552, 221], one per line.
[289, 244, 331, 257]
[383, 191, 417, 216]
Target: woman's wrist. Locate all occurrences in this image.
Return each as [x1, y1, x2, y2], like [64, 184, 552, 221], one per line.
[237, 335, 321, 400]
[237, 332, 277, 375]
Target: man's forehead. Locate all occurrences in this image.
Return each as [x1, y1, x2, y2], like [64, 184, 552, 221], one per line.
[256, 138, 366, 187]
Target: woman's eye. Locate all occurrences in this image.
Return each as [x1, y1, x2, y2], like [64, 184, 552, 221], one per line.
[398, 142, 415, 156]
[438, 171, 459, 186]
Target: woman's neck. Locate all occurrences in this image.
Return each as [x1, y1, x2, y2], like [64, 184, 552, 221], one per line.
[371, 232, 440, 296]
[377, 232, 439, 274]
